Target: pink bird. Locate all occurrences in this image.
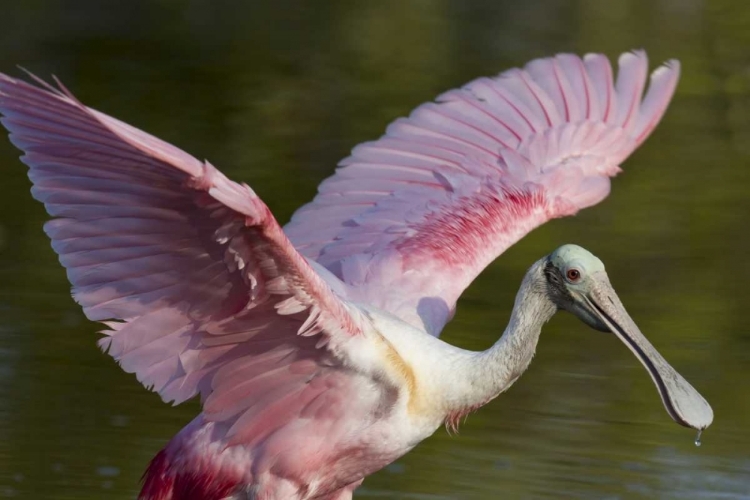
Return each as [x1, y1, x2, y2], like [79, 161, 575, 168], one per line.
[0, 50, 712, 500]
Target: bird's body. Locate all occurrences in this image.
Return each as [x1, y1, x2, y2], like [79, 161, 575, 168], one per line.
[0, 51, 713, 500]
[141, 270, 556, 500]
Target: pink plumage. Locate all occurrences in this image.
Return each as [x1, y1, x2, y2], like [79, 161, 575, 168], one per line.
[0, 51, 680, 499]
[287, 51, 679, 335]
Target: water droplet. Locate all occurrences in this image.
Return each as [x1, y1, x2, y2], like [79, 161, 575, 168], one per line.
[694, 429, 703, 447]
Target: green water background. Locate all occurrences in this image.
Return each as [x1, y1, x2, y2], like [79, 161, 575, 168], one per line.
[0, 1, 749, 498]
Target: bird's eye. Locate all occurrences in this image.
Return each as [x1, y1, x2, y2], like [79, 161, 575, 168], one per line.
[566, 268, 581, 282]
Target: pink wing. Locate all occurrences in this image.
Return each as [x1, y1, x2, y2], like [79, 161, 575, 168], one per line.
[0, 73, 367, 445]
[285, 51, 680, 335]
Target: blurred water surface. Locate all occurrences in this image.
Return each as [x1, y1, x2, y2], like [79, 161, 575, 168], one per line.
[0, 1, 749, 499]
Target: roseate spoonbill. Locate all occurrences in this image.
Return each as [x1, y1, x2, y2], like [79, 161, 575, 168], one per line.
[0, 50, 712, 500]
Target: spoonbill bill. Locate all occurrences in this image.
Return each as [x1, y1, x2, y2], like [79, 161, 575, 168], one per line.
[0, 50, 712, 500]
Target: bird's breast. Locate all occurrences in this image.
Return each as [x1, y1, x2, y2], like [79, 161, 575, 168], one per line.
[363, 319, 452, 435]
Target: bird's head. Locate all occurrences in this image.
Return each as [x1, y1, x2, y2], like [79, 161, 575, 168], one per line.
[543, 244, 610, 331]
[540, 244, 713, 432]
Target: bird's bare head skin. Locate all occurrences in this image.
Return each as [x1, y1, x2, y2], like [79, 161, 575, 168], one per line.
[542, 244, 714, 431]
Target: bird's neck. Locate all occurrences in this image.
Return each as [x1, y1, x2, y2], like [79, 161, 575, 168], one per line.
[445, 262, 556, 428]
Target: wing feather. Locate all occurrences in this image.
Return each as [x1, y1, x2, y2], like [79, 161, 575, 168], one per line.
[614, 51, 649, 131]
[0, 73, 369, 448]
[285, 51, 681, 335]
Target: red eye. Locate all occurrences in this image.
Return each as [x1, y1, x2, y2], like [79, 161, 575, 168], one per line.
[566, 269, 581, 282]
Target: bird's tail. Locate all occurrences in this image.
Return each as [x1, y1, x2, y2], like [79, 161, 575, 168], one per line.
[139, 437, 243, 500]
[139, 449, 175, 500]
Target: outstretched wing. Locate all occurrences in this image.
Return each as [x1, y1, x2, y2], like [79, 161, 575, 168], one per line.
[285, 51, 680, 335]
[0, 73, 368, 444]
